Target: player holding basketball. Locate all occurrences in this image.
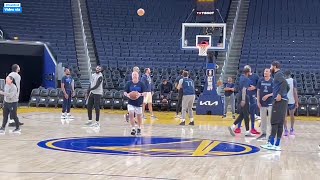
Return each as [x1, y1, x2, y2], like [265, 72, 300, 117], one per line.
[141, 68, 157, 120]
[178, 71, 195, 126]
[85, 66, 103, 127]
[284, 70, 299, 136]
[124, 66, 140, 122]
[261, 61, 289, 151]
[60, 68, 75, 119]
[124, 71, 146, 135]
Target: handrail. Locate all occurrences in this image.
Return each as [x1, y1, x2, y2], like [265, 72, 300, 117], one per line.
[220, 0, 243, 81]
[77, 0, 92, 81]
[0, 30, 3, 39]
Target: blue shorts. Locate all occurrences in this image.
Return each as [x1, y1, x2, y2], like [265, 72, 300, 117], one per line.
[288, 104, 295, 111]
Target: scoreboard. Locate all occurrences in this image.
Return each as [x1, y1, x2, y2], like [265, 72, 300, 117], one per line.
[196, 0, 216, 23]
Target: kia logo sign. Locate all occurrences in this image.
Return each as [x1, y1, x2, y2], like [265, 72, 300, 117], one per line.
[199, 101, 218, 106]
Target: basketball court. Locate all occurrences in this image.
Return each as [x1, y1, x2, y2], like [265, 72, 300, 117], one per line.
[0, 108, 319, 179]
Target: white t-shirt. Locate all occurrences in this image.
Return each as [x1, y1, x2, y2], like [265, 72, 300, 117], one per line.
[286, 78, 297, 104]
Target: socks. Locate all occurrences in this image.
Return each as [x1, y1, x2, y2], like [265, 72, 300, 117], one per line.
[275, 138, 281, 146]
[269, 136, 275, 145]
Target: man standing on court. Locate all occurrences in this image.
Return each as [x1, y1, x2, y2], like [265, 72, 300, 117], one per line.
[261, 61, 289, 151]
[284, 70, 299, 136]
[235, 65, 260, 134]
[124, 66, 140, 122]
[8, 64, 23, 127]
[228, 66, 255, 137]
[141, 68, 157, 120]
[60, 68, 75, 119]
[124, 71, 146, 136]
[174, 70, 184, 118]
[223, 77, 236, 119]
[256, 68, 273, 141]
[85, 66, 103, 127]
[177, 71, 195, 126]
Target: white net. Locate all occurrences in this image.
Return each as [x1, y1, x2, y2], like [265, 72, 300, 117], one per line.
[197, 44, 210, 56]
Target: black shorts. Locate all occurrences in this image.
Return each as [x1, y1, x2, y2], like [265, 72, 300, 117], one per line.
[271, 100, 288, 125]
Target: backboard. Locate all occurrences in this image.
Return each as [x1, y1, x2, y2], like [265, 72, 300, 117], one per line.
[181, 23, 226, 51]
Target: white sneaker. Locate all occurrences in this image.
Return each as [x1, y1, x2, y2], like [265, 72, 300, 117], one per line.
[90, 122, 100, 127]
[273, 145, 281, 151]
[67, 114, 74, 119]
[261, 142, 274, 150]
[0, 128, 5, 135]
[61, 114, 66, 119]
[85, 121, 93, 126]
[255, 115, 261, 121]
[228, 126, 235, 136]
[244, 131, 255, 137]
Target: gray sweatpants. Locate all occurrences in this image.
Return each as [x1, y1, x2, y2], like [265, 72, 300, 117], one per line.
[224, 94, 235, 115]
[181, 95, 195, 121]
[260, 106, 272, 136]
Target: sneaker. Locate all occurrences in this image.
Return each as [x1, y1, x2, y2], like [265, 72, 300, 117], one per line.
[175, 114, 181, 119]
[234, 128, 241, 134]
[251, 128, 261, 135]
[90, 122, 100, 127]
[228, 126, 236, 136]
[289, 128, 295, 135]
[245, 131, 255, 137]
[9, 122, 24, 127]
[0, 127, 5, 134]
[131, 128, 136, 136]
[256, 134, 267, 141]
[255, 115, 261, 121]
[84, 121, 94, 126]
[260, 142, 274, 150]
[232, 115, 236, 119]
[284, 129, 289, 136]
[12, 128, 21, 134]
[124, 114, 129, 122]
[61, 114, 66, 119]
[189, 121, 194, 126]
[273, 145, 281, 151]
[136, 128, 141, 136]
[67, 114, 74, 119]
[179, 121, 186, 126]
[143, 115, 147, 120]
[151, 115, 157, 120]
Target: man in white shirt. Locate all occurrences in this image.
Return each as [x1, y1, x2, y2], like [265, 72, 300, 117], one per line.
[284, 70, 299, 136]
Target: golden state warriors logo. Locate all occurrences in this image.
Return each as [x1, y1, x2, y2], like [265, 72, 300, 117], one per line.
[38, 137, 259, 157]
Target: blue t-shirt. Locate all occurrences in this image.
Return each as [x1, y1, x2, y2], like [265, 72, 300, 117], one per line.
[141, 74, 153, 92]
[179, 78, 195, 95]
[247, 73, 259, 95]
[61, 75, 73, 91]
[257, 77, 273, 107]
[238, 75, 250, 94]
[224, 83, 235, 97]
[125, 81, 146, 107]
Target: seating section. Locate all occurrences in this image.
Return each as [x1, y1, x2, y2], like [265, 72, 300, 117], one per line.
[87, 0, 231, 69]
[237, 0, 320, 97]
[0, 0, 80, 82]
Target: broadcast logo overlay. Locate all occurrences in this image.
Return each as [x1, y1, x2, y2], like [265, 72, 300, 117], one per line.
[3, 3, 22, 14]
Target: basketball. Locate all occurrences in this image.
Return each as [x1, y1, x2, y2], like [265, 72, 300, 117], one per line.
[129, 91, 139, 100]
[217, 80, 223, 87]
[137, 8, 145, 16]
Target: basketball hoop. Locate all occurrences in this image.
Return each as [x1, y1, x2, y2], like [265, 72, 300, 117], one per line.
[197, 41, 210, 56]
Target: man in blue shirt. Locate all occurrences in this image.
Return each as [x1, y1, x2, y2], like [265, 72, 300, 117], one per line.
[261, 61, 289, 151]
[237, 65, 260, 134]
[223, 77, 236, 119]
[141, 68, 157, 120]
[256, 68, 273, 141]
[228, 67, 255, 137]
[177, 71, 195, 126]
[61, 68, 75, 119]
[124, 71, 147, 136]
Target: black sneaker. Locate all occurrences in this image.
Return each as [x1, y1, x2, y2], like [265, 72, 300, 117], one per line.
[12, 128, 21, 134]
[179, 121, 185, 126]
[131, 129, 136, 135]
[9, 122, 23, 127]
[232, 115, 236, 119]
[19, 122, 24, 126]
[256, 134, 267, 141]
[137, 128, 141, 136]
[189, 121, 194, 126]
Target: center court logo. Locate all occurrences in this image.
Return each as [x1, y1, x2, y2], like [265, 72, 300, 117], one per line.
[38, 137, 260, 157]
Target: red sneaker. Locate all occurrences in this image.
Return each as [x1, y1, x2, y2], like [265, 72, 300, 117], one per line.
[251, 128, 261, 134]
[234, 128, 241, 134]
